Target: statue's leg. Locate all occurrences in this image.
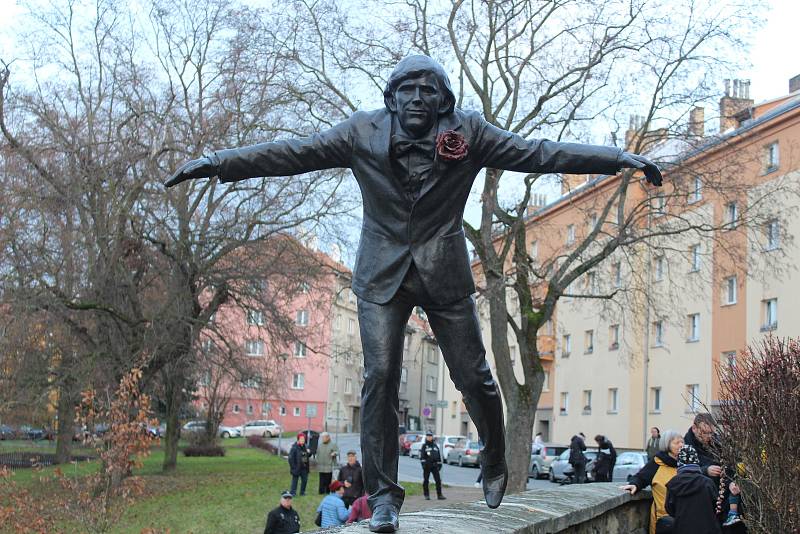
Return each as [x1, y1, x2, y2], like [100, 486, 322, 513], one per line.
[357, 294, 413, 513]
[424, 296, 506, 471]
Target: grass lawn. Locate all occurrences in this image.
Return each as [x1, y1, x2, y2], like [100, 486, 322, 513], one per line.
[3, 439, 421, 533]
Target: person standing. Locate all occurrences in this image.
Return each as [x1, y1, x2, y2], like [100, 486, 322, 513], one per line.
[593, 434, 617, 482]
[419, 431, 446, 500]
[569, 433, 588, 483]
[288, 433, 310, 496]
[647, 427, 661, 462]
[665, 444, 721, 534]
[317, 480, 350, 528]
[315, 432, 339, 495]
[264, 490, 301, 534]
[338, 450, 365, 508]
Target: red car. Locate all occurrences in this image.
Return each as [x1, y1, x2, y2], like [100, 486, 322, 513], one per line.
[399, 432, 423, 455]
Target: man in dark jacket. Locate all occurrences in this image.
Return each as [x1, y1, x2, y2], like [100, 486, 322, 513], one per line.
[593, 434, 617, 482]
[264, 490, 301, 534]
[166, 55, 662, 532]
[288, 433, 310, 496]
[666, 445, 721, 534]
[569, 433, 588, 483]
[338, 450, 365, 508]
[684, 413, 722, 480]
[419, 432, 446, 500]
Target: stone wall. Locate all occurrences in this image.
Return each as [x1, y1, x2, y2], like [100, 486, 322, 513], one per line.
[317, 483, 652, 533]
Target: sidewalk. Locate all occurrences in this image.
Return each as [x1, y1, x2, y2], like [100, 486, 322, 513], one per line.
[402, 485, 485, 513]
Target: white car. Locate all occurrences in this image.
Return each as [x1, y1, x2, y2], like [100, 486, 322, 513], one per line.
[409, 439, 425, 459]
[181, 421, 241, 438]
[410, 435, 467, 459]
[240, 419, 282, 438]
[218, 424, 242, 438]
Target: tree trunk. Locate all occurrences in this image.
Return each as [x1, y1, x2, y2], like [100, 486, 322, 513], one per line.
[505, 393, 536, 492]
[54, 379, 76, 464]
[162, 371, 183, 472]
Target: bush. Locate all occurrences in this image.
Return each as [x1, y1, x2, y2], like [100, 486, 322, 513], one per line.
[716, 336, 800, 533]
[246, 435, 278, 454]
[183, 445, 226, 457]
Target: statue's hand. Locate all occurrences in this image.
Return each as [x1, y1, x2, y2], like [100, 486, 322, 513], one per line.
[164, 155, 219, 187]
[620, 152, 662, 187]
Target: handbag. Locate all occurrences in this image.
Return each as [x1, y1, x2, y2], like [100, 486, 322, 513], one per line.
[315, 510, 322, 527]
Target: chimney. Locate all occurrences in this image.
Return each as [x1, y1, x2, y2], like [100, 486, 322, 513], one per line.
[790, 74, 800, 94]
[688, 106, 705, 138]
[719, 78, 753, 132]
[560, 174, 590, 196]
[625, 114, 645, 149]
[525, 193, 548, 217]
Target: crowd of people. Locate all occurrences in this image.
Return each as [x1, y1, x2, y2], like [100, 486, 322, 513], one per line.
[620, 413, 745, 534]
[264, 432, 371, 533]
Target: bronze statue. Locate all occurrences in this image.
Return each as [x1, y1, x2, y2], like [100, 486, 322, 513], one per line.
[166, 55, 661, 533]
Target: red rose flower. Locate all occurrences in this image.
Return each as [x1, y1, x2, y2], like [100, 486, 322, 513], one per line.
[436, 130, 468, 161]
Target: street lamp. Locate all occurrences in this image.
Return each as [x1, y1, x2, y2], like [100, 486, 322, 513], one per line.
[276, 352, 289, 457]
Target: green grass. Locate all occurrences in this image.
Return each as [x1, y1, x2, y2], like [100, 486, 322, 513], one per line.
[4, 441, 421, 533]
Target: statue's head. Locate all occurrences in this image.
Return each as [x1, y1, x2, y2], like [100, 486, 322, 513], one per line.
[384, 55, 456, 137]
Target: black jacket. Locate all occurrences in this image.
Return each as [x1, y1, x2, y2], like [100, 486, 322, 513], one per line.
[287, 443, 309, 476]
[215, 108, 623, 305]
[683, 428, 719, 478]
[665, 466, 721, 534]
[264, 505, 300, 534]
[337, 461, 364, 499]
[420, 440, 443, 468]
[594, 438, 617, 478]
[569, 435, 587, 466]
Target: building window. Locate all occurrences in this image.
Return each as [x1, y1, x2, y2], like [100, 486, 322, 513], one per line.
[764, 141, 779, 173]
[543, 371, 550, 392]
[653, 320, 664, 347]
[560, 392, 569, 415]
[561, 334, 571, 357]
[296, 309, 309, 326]
[609, 324, 620, 350]
[651, 387, 661, 413]
[300, 281, 310, 293]
[566, 224, 576, 245]
[530, 240, 538, 263]
[765, 219, 780, 250]
[262, 402, 271, 414]
[689, 176, 702, 203]
[584, 271, 596, 293]
[401, 367, 408, 383]
[723, 351, 737, 373]
[589, 213, 599, 232]
[686, 384, 701, 412]
[612, 262, 622, 288]
[426, 346, 438, 364]
[245, 339, 264, 357]
[279, 405, 287, 416]
[241, 377, 260, 389]
[426, 375, 438, 392]
[294, 341, 307, 357]
[725, 202, 738, 229]
[689, 244, 701, 272]
[293, 407, 301, 417]
[687, 313, 700, 342]
[306, 404, 317, 417]
[233, 404, 240, 414]
[348, 318, 356, 335]
[333, 314, 341, 331]
[582, 390, 592, 413]
[762, 298, 778, 331]
[246, 404, 254, 415]
[344, 378, 353, 394]
[291, 373, 305, 390]
[247, 309, 264, 326]
[724, 276, 737, 305]
[654, 256, 665, 281]
[584, 330, 594, 354]
[348, 289, 357, 304]
[333, 375, 338, 392]
[403, 335, 411, 357]
[509, 345, 517, 365]
[608, 388, 619, 413]
[652, 193, 667, 213]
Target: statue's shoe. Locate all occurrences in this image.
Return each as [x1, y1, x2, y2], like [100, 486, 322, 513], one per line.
[481, 459, 508, 509]
[369, 504, 400, 533]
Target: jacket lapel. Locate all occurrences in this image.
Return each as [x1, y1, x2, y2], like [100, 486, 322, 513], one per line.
[369, 110, 393, 177]
[417, 111, 464, 201]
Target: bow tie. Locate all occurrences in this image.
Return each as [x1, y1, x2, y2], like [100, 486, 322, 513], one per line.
[391, 133, 435, 158]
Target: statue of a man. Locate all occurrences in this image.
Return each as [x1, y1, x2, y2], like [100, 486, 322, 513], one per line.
[166, 55, 661, 533]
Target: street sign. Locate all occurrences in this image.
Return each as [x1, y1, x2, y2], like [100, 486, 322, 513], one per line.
[433, 400, 448, 408]
[422, 406, 432, 417]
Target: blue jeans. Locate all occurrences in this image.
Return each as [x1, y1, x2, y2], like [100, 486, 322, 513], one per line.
[290, 471, 308, 495]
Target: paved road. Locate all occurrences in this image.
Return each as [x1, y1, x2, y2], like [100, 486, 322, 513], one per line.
[270, 433, 553, 490]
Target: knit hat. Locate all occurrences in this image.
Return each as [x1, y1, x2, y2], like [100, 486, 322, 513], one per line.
[677, 444, 700, 467]
[329, 480, 344, 492]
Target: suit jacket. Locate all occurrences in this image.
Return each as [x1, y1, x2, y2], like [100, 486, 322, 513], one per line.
[215, 108, 623, 305]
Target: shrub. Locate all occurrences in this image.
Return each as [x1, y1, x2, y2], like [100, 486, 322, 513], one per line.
[716, 336, 800, 533]
[246, 435, 278, 454]
[183, 445, 226, 457]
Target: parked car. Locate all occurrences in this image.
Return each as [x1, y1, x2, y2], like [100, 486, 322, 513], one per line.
[0, 424, 16, 440]
[240, 420, 282, 438]
[549, 449, 598, 482]
[529, 443, 569, 479]
[437, 435, 467, 456]
[181, 420, 241, 438]
[399, 433, 423, 456]
[612, 451, 648, 482]
[26, 427, 54, 441]
[218, 424, 241, 438]
[409, 439, 425, 459]
[446, 439, 483, 467]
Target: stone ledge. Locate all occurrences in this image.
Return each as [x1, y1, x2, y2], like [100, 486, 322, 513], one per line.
[316, 483, 652, 533]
